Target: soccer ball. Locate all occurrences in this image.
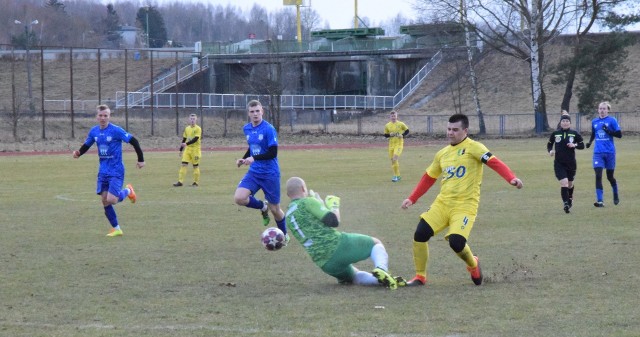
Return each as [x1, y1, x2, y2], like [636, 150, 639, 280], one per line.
[261, 227, 286, 251]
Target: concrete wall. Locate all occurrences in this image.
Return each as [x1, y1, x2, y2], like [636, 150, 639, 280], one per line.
[209, 55, 428, 96]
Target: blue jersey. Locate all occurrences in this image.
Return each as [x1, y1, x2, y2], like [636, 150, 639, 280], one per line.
[83, 123, 133, 177]
[591, 116, 620, 154]
[243, 120, 280, 175]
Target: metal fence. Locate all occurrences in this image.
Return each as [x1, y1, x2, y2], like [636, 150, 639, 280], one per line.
[3, 109, 638, 144]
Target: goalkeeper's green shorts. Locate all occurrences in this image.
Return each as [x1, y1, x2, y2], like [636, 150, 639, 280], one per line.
[321, 233, 375, 284]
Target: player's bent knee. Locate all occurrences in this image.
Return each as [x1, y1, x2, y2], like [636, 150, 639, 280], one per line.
[414, 219, 434, 242]
[448, 234, 467, 253]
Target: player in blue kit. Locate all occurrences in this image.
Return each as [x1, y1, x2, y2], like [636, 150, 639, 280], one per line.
[234, 100, 288, 240]
[73, 105, 145, 237]
[585, 101, 622, 207]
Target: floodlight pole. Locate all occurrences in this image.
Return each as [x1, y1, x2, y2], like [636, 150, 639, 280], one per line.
[143, 6, 150, 47]
[354, 0, 358, 29]
[296, 4, 302, 44]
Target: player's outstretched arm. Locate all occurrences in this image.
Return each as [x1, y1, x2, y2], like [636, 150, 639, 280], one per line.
[402, 174, 437, 209]
[486, 156, 521, 185]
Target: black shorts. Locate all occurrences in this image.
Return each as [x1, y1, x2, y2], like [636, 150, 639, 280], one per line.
[554, 160, 577, 181]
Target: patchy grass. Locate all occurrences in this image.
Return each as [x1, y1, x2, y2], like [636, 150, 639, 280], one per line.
[1, 138, 639, 336]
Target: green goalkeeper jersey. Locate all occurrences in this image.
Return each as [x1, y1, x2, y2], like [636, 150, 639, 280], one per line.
[285, 197, 341, 267]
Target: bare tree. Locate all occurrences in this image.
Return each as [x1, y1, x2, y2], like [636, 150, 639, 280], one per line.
[272, 8, 298, 40]
[412, 1, 487, 133]
[301, 7, 323, 40]
[382, 13, 413, 36]
[4, 49, 27, 141]
[414, 0, 572, 132]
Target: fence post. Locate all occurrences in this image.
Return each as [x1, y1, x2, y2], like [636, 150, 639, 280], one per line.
[223, 109, 228, 137]
[150, 50, 155, 136]
[40, 46, 45, 139]
[426, 116, 432, 134]
[323, 110, 328, 133]
[289, 109, 295, 132]
[535, 111, 544, 134]
[70, 47, 75, 138]
[499, 115, 505, 137]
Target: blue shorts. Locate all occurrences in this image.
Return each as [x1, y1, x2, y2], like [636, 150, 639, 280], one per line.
[238, 171, 281, 204]
[96, 174, 124, 197]
[593, 153, 616, 170]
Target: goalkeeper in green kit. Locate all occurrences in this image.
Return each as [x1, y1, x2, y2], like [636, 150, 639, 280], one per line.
[284, 177, 405, 289]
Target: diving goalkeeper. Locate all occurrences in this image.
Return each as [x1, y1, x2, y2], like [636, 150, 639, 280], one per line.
[285, 177, 404, 289]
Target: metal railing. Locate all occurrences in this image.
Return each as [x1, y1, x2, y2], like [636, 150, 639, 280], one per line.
[393, 50, 442, 106]
[114, 50, 443, 110]
[114, 57, 209, 108]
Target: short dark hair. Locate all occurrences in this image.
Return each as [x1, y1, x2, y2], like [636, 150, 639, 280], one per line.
[449, 113, 469, 129]
[96, 104, 110, 113]
[247, 100, 262, 109]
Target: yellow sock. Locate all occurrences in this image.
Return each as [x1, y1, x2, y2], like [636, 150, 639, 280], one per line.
[393, 162, 400, 176]
[412, 241, 429, 278]
[193, 167, 200, 184]
[391, 160, 400, 176]
[178, 166, 187, 183]
[456, 244, 477, 267]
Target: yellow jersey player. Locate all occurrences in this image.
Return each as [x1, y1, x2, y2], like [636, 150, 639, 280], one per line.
[173, 113, 202, 187]
[401, 113, 523, 286]
[384, 110, 409, 182]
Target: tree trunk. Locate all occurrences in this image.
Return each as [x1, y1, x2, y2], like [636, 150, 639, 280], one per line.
[560, 39, 581, 112]
[465, 23, 485, 134]
[529, 3, 548, 133]
[560, 65, 576, 112]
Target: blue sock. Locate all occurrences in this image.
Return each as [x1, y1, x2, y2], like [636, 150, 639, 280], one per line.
[117, 188, 130, 202]
[612, 184, 618, 195]
[276, 218, 287, 234]
[246, 196, 264, 210]
[104, 205, 118, 228]
[596, 189, 604, 202]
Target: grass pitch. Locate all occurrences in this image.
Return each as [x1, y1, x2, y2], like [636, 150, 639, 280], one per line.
[1, 138, 639, 337]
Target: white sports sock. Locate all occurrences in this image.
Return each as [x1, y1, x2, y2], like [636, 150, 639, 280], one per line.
[371, 243, 389, 271]
[353, 270, 379, 286]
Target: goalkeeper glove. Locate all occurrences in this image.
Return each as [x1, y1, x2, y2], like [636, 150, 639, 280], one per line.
[309, 189, 322, 202]
[325, 195, 340, 210]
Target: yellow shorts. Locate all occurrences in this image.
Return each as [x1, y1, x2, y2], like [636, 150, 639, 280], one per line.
[181, 147, 201, 165]
[388, 145, 403, 159]
[419, 199, 477, 240]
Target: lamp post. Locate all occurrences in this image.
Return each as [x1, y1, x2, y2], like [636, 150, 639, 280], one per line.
[143, 6, 150, 47]
[15, 19, 39, 113]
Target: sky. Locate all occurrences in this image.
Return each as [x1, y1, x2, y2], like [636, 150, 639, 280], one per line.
[170, 0, 417, 29]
